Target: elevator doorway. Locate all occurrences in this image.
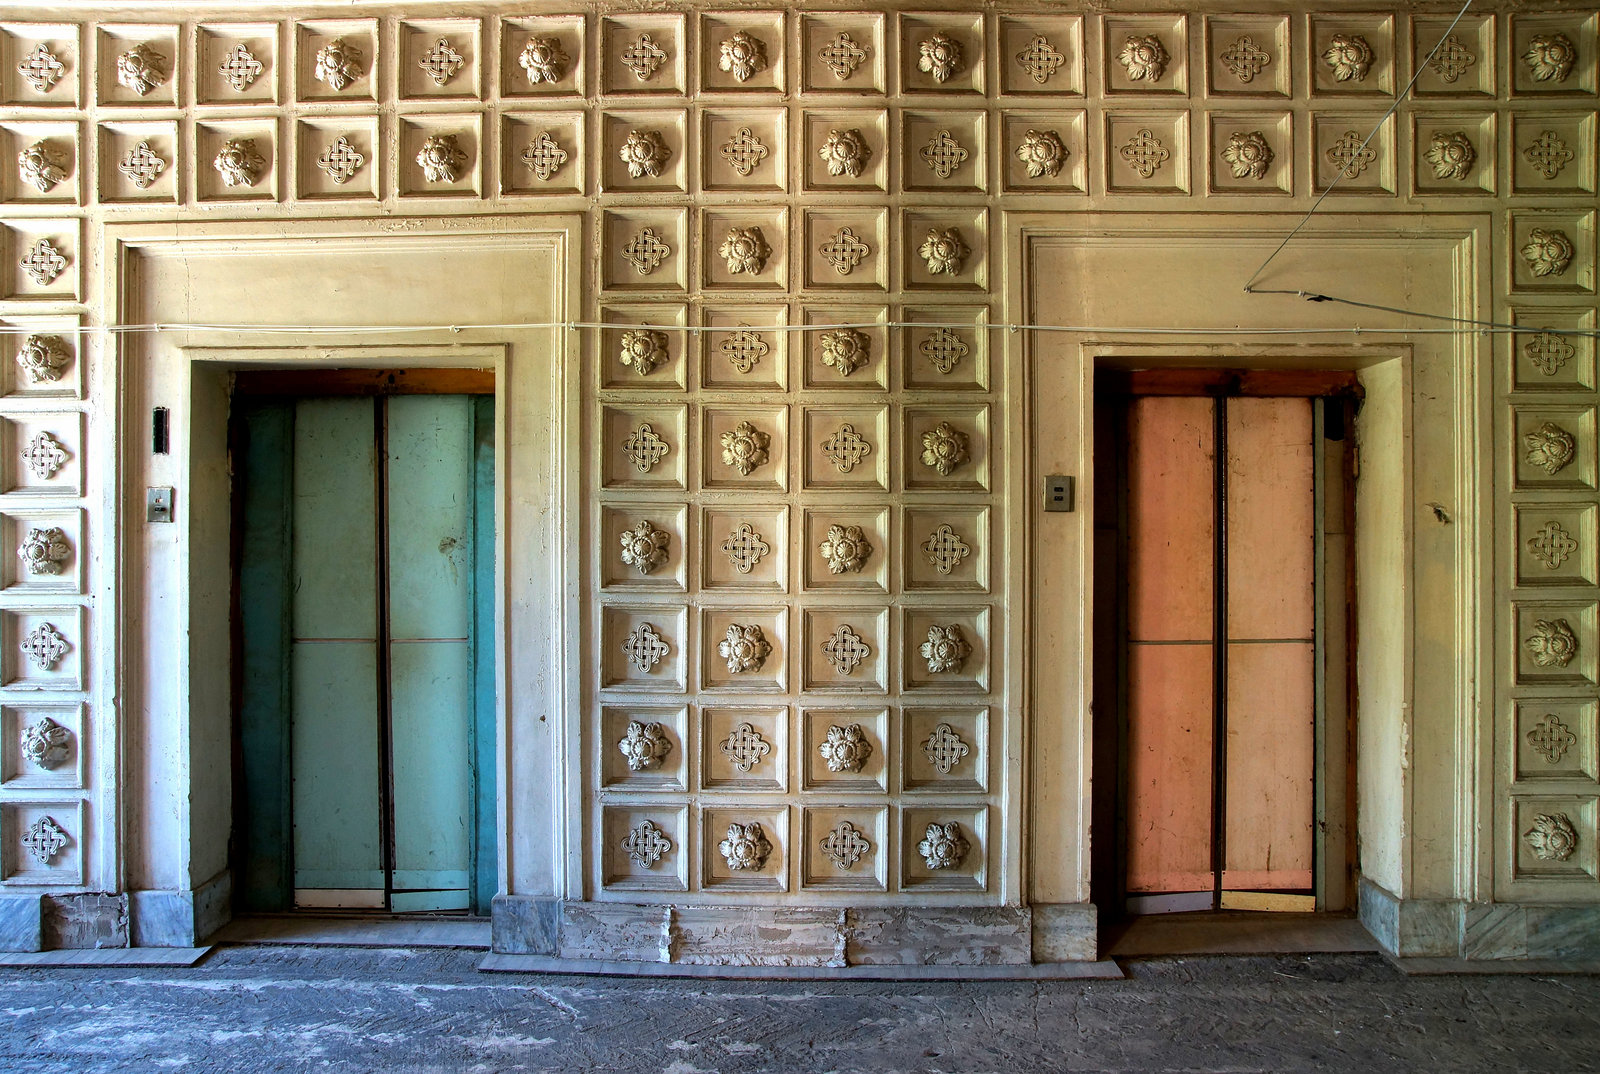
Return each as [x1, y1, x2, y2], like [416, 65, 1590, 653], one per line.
[1093, 371, 1357, 916]
[232, 376, 496, 914]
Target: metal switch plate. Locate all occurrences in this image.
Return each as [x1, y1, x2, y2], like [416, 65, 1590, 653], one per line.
[1044, 475, 1074, 513]
[147, 486, 174, 523]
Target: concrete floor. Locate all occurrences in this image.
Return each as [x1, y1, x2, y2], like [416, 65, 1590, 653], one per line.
[2, 946, 1597, 1073]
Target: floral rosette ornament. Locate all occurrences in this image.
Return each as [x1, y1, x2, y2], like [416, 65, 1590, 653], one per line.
[718, 623, 771, 674]
[314, 38, 364, 91]
[1117, 35, 1169, 82]
[1521, 228, 1575, 277]
[918, 822, 970, 870]
[116, 44, 168, 95]
[1322, 34, 1373, 82]
[619, 129, 671, 179]
[820, 328, 871, 378]
[19, 526, 72, 576]
[416, 134, 466, 184]
[618, 329, 668, 376]
[819, 128, 870, 179]
[917, 33, 963, 83]
[1524, 33, 1577, 83]
[921, 623, 971, 674]
[1425, 131, 1476, 181]
[1222, 131, 1274, 180]
[919, 228, 970, 276]
[1524, 812, 1578, 861]
[619, 520, 671, 575]
[213, 138, 265, 188]
[719, 420, 770, 475]
[820, 724, 874, 773]
[518, 37, 568, 85]
[1524, 422, 1577, 475]
[920, 421, 970, 475]
[718, 226, 771, 276]
[16, 333, 71, 384]
[17, 141, 67, 193]
[1015, 129, 1068, 179]
[1526, 618, 1579, 668]
[818, 524, 872, 574]
[618, 720, 671, 771]
[718, 822, 772, 870]
[718, 31, 767, 82]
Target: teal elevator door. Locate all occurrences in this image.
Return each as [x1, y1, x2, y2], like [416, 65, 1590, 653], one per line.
[236, 392, 495, 914]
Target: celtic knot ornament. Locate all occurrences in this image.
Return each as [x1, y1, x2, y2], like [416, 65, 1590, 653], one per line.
[1524, 331, 1576, 377]
[921, 624, 971, 674]
[316, 137, 365, 185]
[213, 138, 264, 189]
[1524, 131, 1575, 180]
[416, 134, 466, 184]
[1524, 812, 1577, 862]
[720, 421, 770, 476]
[619, 129, 671, 180]
[719, 721, 771, 772]
[1221, 37, 1271, 83]
[820, 724, 873, 771]
[18, 141, 67, 193]
[918, 229, 969, 276]
[1524, 422, 1576, 475]
[619, 520, 670, 575]
[18, 527, 71, 576]
[822, 424, 872, 474]
[418, 38, 464, 87]
[621, 820, 672, 867]
[16, 334, 71, 384]
[116, 44, 167, 96]
[822, 625, 871, 676]
[1524, 33, 1577, 83]
[621, 623, 670, 673]
[1325, 131, 1376, 180]
[1525, 617, 1579, 668]
[314, 38, 364, 91]
[22, 432, 69, 481]
[1120, 129, 1170, 179]
[22, 816, 69, 865]
[720, 127, 769, 178]
[819, 128, 870, 179]
[621, 34, 668, 82]
[720, 330, 769, 374]
[920, 130, 969, 179]
[520, 132, 569, 182]
[924, 723, 971, 774]
[922, 525, 972, 575]
[218, 43, 262, 91]
[1425, 131, 1475, 181]
[718, 31, 767, 83]
[920, 422, 970, 476]
[719, 822, 772, 870]
[20, 238, 68, 286]
[721, 523, 771, 574]
[1522, 229, 1575, 278]
[621, 229, 670, 275]
[1223, 131, 1274, 180]
[819, 524, 872, 574]
[21, 716, 71, 769]
[1016, 129, 1068, 179]
[1528, 714, 1578, 764]
[1427, 34, 1475, 84]
[719, 226, 771, 276]
[618, 720, 672, 771]
[621, 423, 669, 473]
[821, 822, 872, 869]
[1015, 36, 1065, 85]
[618, 329, 668, 375]
[820, 328, 871, 377]
[519, 37, 568, 85]
[918, 822, 970, 870]
[718, 624, 771, 674]
[1322, 34, 1373, 82]
[21, 622, 70, 670]
[17, 43, 66, 94]
[119, 141, 166, 189]
[819, 32, 867, 81]
[821, 228, 870, 275]
[1117, 35, 1168, 82]
[1526, 521, 1578, 570]
[917, 33, 963, 83]
[920, 328, 969, 374]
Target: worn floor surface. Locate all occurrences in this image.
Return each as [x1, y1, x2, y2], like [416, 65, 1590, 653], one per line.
[1, 946, 1595, 1073]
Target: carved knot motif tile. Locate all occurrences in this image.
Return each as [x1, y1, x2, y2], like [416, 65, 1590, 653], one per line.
[822, 625, 871, 676]
[317, 136, 365, 185]
[519, 37, 567, 86]
[621, 622, 669, 672]
[621, 819, 672, 867]
[619, 129, 671, 180]
[1524, 131, 1575, 180]
[119, 140, 166, 189]
[820, 327, 871, 376]
[22, 716, 71, 769]
[619, 720, 671, 771]
[719, 821, 772, 870]
[918, 821, 969, 870]
[314, 38, 364, 92]
[621, 423, 669, 473]
[1223, 131, 1274, 180]
[923, 524, 972, 575]
[1119, 129, 1170, 180]
[18, 141, 67, 193]
[719, 226, 771, 276]
[1325, 131, 1376, 181]
[1322, 34, 1374, 82]
[213, 138, 264, 188]
[920, 422, 970, 475]
[917, 33, 963, 84]
[1527, 520, 1578, 570]
[920, 129, 969, 180]
[924, 722, 971, 774]
[1016, 128, 1068, 179]
[618, 328, 669, 374]
[818, 32, 868, 81]
[1015, 35, 1065, 85]
[20, 239, 68, 287]
[820, 228, 870, 276]
[22, 432, 69, 481]
[719, 624, 771, 674]
[1522, 229, 1575, 278]
[619, 519, 670, 575]
[1427, 34, 1476, 84]
[416, 134, 466, 184]
[16, 334, 71, 384]
[919, 328, 969, 374]
[1524, 422, 1576, 475]
[22, 815, 69, 866]
[418, 37, 465, 87]
[18, 43, 66, 94]
[1117, 35, 1168, 82]
[21, 621, 70, 670]
[520, 132, 569, 181]
[821, 821, 872, 869]
[718, 31, 768, 83]
[819, 524, 872, 574]
[919, 228, 969, 276]
[822, 424, 872, 474]
[719, 721, 771, 772]
[921, 624, 971, 674]
[720, 329, 769, 374]
[621, 33, 668, 82]
[1524, 331, 1576, 377]
[1524, 812, 1577, 861]
[1221, 36, 1271, 83]
[720, 127, 769, 178]
[1525, 617, 1579, 668]
[720, 420, 770, 475]
[1524, 33, 1577, 83]
[18, 526, 71, 576]
[116, 43, 167, 96]
[621, 228, 671, 275]
[218, 43, 263, 92]
[820, 723, 873, 771]
[1528, 713, 1577, 764]
[819, 128, 870, 179]
[721, 522, 771, 574]
[1426, 131, 1475, 181]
